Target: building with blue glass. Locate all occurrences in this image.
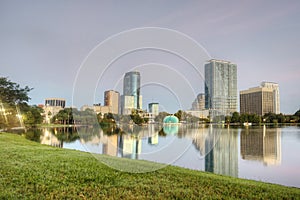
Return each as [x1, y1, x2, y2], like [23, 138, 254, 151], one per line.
[121, 71, 142, 114]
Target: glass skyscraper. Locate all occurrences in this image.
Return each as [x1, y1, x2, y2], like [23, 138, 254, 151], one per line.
[205, 59, 237, 117]
[123, 71, 141, 110]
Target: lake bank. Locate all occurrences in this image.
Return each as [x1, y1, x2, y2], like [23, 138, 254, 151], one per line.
[0, 132, 299, 199]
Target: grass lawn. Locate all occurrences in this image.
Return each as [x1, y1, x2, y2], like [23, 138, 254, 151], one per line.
[0, 132, 299, 199]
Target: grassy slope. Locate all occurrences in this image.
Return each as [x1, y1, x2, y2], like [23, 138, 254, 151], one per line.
[0, 133, 299, 199]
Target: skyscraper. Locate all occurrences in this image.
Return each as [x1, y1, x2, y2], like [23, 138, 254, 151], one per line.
[205, 59, 237, 117]
[122, 71, 142, 114]
[148, 103, 159, 123]
[148, 103, 159, 116]
[240, 82, 280, 116]
[261, 82, 280, 114]
[104, 90, 120, 114]
[191, 93, 205, 111]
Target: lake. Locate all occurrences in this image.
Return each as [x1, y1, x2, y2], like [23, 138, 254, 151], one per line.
[23, 124, 300, 188]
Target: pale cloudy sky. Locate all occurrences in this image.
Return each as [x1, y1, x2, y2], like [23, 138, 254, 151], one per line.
[0, 0, 299, 114]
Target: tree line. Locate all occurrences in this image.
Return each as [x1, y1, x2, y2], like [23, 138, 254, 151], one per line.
[225, 111, 300, 124]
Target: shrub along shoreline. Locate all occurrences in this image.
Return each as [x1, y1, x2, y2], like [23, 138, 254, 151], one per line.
[0, 132, 299, 199]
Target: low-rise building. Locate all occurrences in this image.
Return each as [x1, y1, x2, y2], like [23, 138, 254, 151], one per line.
[44, 98, 66, 123]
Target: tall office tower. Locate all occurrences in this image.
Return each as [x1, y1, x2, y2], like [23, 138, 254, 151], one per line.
[104, 90, 120, 114]
[191, 93, 205, 110]
[205, 59, 237, 117]
[261, 82, 280, 114]
[123, 71, 141, 110]
[240, 82, 280, 116]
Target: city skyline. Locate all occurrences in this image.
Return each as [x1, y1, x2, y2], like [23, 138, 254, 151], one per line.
[42, 68, 283, 116]
[1, 1, 299, 114]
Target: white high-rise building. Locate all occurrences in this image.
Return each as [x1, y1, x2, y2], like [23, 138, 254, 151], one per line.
[205, 59, 238, 117]
[148, 103, 159, 116]
[260, 82, 280, 114]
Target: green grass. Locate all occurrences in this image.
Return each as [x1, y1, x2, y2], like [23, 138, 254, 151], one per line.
[0, 132, 299, 199]
[37, 123, 76, 128]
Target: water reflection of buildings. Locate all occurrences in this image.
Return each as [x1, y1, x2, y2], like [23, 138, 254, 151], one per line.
[102, 135, 118, 156]
[79, 125, 158, 159]
[148, 124, 158, 145]
[241, 126, 281, 165]
[181, 126, 208, 157]
[119, 134, 142, 159]
[78, 125, 239, 177]
[204, 127, 238, 177]
[40, 128, 63, 148]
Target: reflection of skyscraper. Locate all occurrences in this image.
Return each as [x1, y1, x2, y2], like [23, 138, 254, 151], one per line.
[190, 127, 209, 157]
[119, 134, 142, 159]
[148, 124, 158, 145]
[102, 134, 118, 156]
[241, 126, 281, 165]
[205, 127, 238, 177]
[121, 71, 142, 114]
[205, 59, 237, 116]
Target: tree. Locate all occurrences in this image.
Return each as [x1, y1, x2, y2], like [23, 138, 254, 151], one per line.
[0, 77, 32, 105]
[186, 113, 200, 123]
[263, 112, 277, 123]
[174, 110, 183, 121]
[295, 109, 300, 118]
[231, 112, 240, 123]
[225, 116, 231, 124]
[0, 77, 33, 128]
[130, 113, 144, 125]
[239, 113, 249, 123]
[154, 112, 170, 123]
[52, 108, 74, 125]
[22, 105, 44, 127]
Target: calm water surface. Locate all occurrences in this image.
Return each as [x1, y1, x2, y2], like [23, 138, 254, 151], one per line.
[24, 125, 300, 188]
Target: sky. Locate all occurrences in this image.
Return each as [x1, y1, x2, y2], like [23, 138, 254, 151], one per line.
[0, 0, 299, 114]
